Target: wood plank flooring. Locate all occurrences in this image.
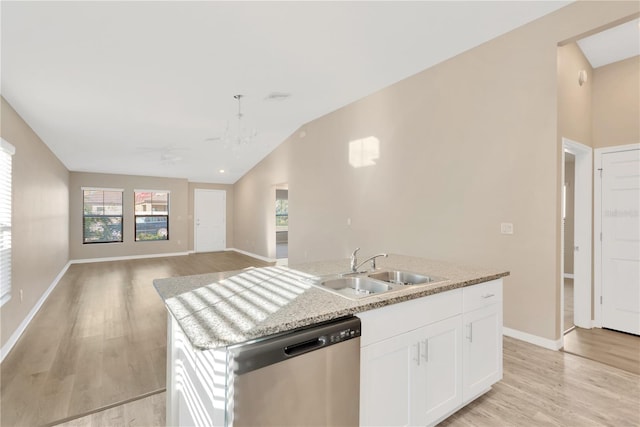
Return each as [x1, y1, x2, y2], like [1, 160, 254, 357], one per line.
[564, 327, 640, 375]
[0, 251, 271, 427]
[564, 278, 574, 331]
[52, 336, 640, 427]
[442, 336, 640, 426]
[52, 391, 165, 427]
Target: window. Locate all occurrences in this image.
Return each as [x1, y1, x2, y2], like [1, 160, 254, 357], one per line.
[1, 139, 15, 306]
[83, 188, 123, 243]
[276, 198, 288, 227]
[135, 191, 169, 241]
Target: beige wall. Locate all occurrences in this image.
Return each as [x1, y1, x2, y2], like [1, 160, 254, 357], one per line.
[558, 42, 593, 146]
[556, 40, 592, 304]
[0, 97, 70, 349]
[592, 55, 640, 148]
[233, 2, 639, 342]
[69, 172, 189, 260]
[188, 182, 235, 251]
[234, 140, 292, 260]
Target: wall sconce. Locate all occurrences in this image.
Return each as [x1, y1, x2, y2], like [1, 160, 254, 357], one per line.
[578, 69, 588, 86]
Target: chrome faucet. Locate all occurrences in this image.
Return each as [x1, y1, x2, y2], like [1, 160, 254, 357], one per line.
[350, 248, 388, 273]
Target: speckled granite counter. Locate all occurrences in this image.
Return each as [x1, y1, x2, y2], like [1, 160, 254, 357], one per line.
[153, 254, 509, 350]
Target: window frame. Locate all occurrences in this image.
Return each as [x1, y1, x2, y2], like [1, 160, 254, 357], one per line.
[134, 190, 170, 242]
[0, 138, 15, 307]
[82, 188, 124, 244]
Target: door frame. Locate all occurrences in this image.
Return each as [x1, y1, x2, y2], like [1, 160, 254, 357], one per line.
[194, 188, 226, 253]
[593, 143, 640, 327]
[562, 138, 592, 337]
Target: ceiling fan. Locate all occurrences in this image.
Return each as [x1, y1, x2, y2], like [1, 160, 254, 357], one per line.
[136, 145, 189, 165]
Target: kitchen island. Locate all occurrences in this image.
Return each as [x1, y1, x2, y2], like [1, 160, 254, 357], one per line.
[154, 254, 509, 426]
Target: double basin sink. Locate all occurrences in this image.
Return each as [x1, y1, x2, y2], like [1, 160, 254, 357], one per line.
[308, 270, 445, 300]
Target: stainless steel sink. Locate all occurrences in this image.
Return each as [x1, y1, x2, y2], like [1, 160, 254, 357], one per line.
[318, 277, 392, 299]
[307, 269, 446, 300]
[368, 270, 434, 285]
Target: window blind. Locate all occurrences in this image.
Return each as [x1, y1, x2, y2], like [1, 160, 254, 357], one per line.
[1, 139, 15, 307]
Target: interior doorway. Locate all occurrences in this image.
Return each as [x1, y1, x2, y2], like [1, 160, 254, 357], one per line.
[561, 139, 592, 342]
[563, 152, 576, 333]
[275, 185, 288, 262]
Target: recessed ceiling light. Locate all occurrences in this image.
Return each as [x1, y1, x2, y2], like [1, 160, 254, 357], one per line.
[219, 169, 225, 174]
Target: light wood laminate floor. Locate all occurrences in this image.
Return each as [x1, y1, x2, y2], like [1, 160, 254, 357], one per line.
[442, 336, 640, 426]
[53, 336, 640, 427]
[564, 327, 640, 375]
[564, 278, 574, 331]
[1, 251, 271, 427]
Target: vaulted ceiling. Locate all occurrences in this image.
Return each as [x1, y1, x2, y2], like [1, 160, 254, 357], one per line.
[2, 1, 576, 183]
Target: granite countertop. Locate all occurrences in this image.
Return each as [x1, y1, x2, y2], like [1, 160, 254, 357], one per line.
[153, 254, 509, 351]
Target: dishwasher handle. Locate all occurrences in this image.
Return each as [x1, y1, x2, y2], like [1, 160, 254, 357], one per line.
[284, 337, 326, 357]
[230, 316, 361, 375]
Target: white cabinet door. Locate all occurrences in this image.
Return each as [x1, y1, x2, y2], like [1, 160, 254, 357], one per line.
[462, 304, 502, 402]
[360, 331, 415, 426]
[361, 316, 462, 427]
[413, 315, 463, 426]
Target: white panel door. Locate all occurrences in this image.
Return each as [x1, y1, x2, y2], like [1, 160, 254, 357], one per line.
[413, 316, 462, 426]
[360, 331, 413, 427]
[194, 189, 226, 253]
[462, 304, 502, 402]
[601, 149, 640, 335]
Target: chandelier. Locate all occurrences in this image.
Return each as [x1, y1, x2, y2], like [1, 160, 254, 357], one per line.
[214, 94, 257, 149]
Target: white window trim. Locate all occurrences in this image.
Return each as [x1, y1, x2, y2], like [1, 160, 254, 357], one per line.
[1, 138, 15, 307]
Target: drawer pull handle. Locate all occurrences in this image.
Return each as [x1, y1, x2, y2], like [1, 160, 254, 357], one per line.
[421, 340, 428, 363]
[481, 293, 495, 299]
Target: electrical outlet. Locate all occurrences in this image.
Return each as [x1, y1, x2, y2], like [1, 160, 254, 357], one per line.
[500, 223, 514, 235]
[19, 289, 23, 302]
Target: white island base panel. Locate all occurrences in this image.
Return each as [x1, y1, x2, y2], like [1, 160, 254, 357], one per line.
[166, 278, 503, 427]
[167, 315, 228, 427]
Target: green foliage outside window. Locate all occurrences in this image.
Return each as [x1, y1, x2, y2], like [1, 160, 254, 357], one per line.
[276, 199, 288, 226]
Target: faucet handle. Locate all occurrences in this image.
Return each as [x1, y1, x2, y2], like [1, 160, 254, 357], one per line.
[350, 248, 360, 271]
[371, 253, 388, 270]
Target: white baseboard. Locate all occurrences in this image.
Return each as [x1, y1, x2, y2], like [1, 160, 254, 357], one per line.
[563, 273, 574, 279]
[226, 248, 276, 263]
[1, 261, 71, 363]
[70, 251, 190, 264]
[503, 327, 563, 351]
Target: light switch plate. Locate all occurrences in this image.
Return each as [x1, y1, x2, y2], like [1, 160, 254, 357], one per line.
[501, 223, 514, 235]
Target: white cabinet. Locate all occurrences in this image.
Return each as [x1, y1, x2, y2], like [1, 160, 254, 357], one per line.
[360, 327, 415, 426]
[462, 280, 503, 402]
[414, 315, 463, 424]
[359, 279, 503, 427]
[360, 315, 462, 427]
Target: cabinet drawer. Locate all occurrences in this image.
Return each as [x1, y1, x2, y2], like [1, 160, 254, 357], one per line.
[359, 288, 462, 347]
[462, 279, 502, 313]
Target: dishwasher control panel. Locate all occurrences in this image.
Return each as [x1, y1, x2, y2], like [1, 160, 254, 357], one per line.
[328, 324, 361, 343]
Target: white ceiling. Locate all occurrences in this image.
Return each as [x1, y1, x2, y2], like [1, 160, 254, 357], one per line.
[1, 1, 573, 184]
[577, 18, 640, 68]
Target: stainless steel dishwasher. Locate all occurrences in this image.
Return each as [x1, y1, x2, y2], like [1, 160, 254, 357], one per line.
[227, 316, 361, 427]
